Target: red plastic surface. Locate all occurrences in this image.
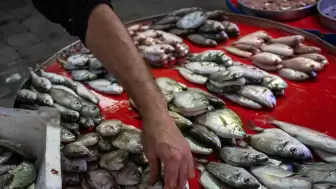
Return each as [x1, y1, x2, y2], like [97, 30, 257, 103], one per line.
[229, 0, 333, 34]
[48, 23, 336, 189]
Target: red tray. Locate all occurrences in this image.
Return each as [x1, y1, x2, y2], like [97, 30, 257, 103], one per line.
[48, 21, 336, 189]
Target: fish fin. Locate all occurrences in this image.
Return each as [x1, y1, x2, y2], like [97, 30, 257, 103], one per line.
[246, 120, 264, 133]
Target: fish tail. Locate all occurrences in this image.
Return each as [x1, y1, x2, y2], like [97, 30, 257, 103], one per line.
[246, 120, 264, 133]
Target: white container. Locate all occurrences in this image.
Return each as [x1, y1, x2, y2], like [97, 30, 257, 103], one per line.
[0, 106, 62, 189]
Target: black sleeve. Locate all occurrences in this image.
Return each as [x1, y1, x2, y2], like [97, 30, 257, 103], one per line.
[32, 0, 113, 45]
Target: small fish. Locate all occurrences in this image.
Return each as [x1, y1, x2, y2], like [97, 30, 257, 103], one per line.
[278, 68, 311, 81]
[187, 87, 225, 108]
[297, 53, 328, 65]
[62, 173, 80, 186]
[168, 28, 194, 36]
[87, 79, 123, 95]
[238, 85, 276, 108]
[38, 69, 76, 89]
[189, 124, 221, 149]
[267, 157, 293, 171]
[112, 162, 141, 185]
[220, 146, 269, 167]
[104, 73, 117, 83]
[227, 64, 266, 81]
[85, 169, 119, 189]
[88, 57, 104, 70]
[187, 50, 232, 66]
[176, 11, 207, 29]
[99, 150, 128, 171]
[282, 57, 323, 72]
[78, 117, 96, 129]
[197, 164, 232, 189]
[173, 91, 211, 115]
[184, 62, 221, 75]
[209, 77, 246, 88]
[72, 70, 97, 81]
[222, 46, 252, 58]
[234, 37, 264, 48]
[294, 43, 321, 54]
[98, 138, 113, 152]
[53, 103, 80, 122]
[261, 43, 294, 57]
[28, 67, 52, 93]
[270, 35, 305, 46]
[195, 109, 245, 138]
[313, 148, 336, 163]
[154, 16, 180, 25]
[77, 133, 100, 147]
[67, 54, 89, 66]
[63, 142, 92, 158]
[199, 31, 228, 41]
[222, 93, 263, 109]
[49, 88, 82, 111]
[209, 70, 244, 82]
[112, 130, 143, 153]
[206, 162, 260, 189]
[205, 10, 227, 20]
[221, 21, 240, 37]
[233, 44, 261, 54]
[35, 91, 54, 106]
[80, 99, 100, 117]
[266, 118, 336, 153]
[176, 67, 208, 85]
[156, 30, 183, 44]
[61, 127, 76, 143]
[187, 34, 217, 46]
[129, 153, 148, 166]
[251, 165, 312, 189]
[61, 153, 87, 173]
[52, 85, 78, 97]
[96, 120, 122, 137]
[75, 82, 99, 104]
[167, 7, 202, 17]
[16, 89, 37, 104]
[253, 61, 283, 71]
[183, 134, 213, 155]
[252, 52, 282, 65]
[168, 111, 193, 130]
[7, 162, 36, 189]
[198, 20, 225, 32]
[239, 30, 272, 41]
[261, 74, 288, 91]
[156, 77, 186, 93]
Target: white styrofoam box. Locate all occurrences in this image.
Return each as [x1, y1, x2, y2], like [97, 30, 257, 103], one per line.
[0, 107, 62, 189]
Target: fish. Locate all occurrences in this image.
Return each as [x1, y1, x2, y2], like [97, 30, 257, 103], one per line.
[266, 118, 336, 153]
[222, 93, 263, 109]
[61, 153, 87, 173]
[233, 44, 261, 54]
[313, 148, 336, 163]
[34, 91, 53, 106]
[313, 183, 336, 189]
[77, 133, 100, 147]
[80, 99, 100, 117]
[96, 120, 122, 137]
[221, 21, 240, 37]
[112, 130, 143, 153]
[297, 53, 328, 65]
[0, 152, 13, 164]
[62, 173, 80, 186]
[88, 57, 104, 70]
[16, 89, 37, 104]
[189, 124, 221, 149]
[155, 77, 186, 94]
[261, 43, 294, 57]
[295, 162, 336, 184]
[129, 153, 148, 166]
[176, 11, 207, 29]
[198, 20, 225, 32]
[187, 34, 217, 46]
[172, 91, 211, 116]
[251, 165, 312, 189]
[85, 169, 120, 189]
[168, 28, 194, 36]
[112, 162, 141, 185]
[87, 79, 124, 95]
[52, 85, 78, 97]
[238, 85, 276, 108]
[67, 54, 89, 66]
[127, 24, 150, 32]
[294, 43, 321, 54]
[239, 30, 272, 41]
[167, 7, 202, 17]
[278, 68, 312, 81]
[28, 67, 52, 93]
[99, 150, 128, 171]
[184, 62, 221, 75]
[253, 61, 283, 71]
[187, 50, 232, 66]
[209, 77, 246, 88]
[97, 138, 113, 152]
[270, 35, 305, 46]
[105, 73, 117, 83]
[38, 69, 76, 89]
[198, 165, 232, 189]
[261, 74, 288, 91]
[168, 111, 193, 130]
[63, 142, 92, 158]
[0, 173, 13, 188]
[205, 10, 227, 20]
[206, 162, 260, 188]
[252, 52, 282, 65]
[227, 64, 266, 81]
[247, 124, 313, 160]
[0, 165, 15, 175]
[176, 67, 208, 84]
[75, 82, 99, 104]
[154, 16, 180, 25]
[209, 70, 244, 82]
[187, 87, 225, 108]
[195, 109, 245, 138]
[71, 70, 97, 81]
[222, 46, 252, 58]
[282, 57, 323, 72]
[61, 127, 76, 143]
[220, 146, 269, 167]
[150, 24, 176, 30]
[234, 37, 264, 48]
[49, 88, 82, 111]
[78, 117, 96, 129]
[266, 157, 293, 171]
[6, 162, 36, 189]
[199, 31, 228, 42]
[53, 103, 80, 122]
[156, 30, 183, 44]
[183, 134, 213, 155]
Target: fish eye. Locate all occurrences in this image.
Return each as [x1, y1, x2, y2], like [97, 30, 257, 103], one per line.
[290, 147, 297, 153]
[243, 178, 251, 183]
[253, 155, 261, 159]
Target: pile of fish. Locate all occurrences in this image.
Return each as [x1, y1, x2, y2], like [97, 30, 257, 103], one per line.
[0, 139, 38, 188]
[197, 118, 336, 189]
[222, 31, 328, 82]
[175, 50, 287, 109]
[61, 119, 189, 189]
[56, 43, 124, 95]
[149, 8, 240, 46]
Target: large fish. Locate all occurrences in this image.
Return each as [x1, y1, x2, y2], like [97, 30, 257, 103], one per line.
[28, 67, 52, 92]
[172, 91, 211, 116]
[49, 88, 82, 111]
[99, 150, 129, 171]
[112, 130, 143, 153]
[189, 124, 221, 149]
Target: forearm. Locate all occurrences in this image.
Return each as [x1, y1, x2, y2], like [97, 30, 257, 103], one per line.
[86, 4, 168, 120]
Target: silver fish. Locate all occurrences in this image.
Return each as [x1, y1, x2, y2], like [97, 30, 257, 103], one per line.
[184, 62, 221, 75]
[234, 37, 264, 48]
[282, 57, 323, 72]
[61, 153, 87, 173]
[0, 152, 13, 164]
[85, 169, 119, 189]
[183, 134, 213, 155]
[112, 130, 143, 153]
[87, 79, 124, 95]
[78, 117, 96, 129]
[167, 7, 202, 17]
[67, 54, 89, 66]
[28, 67, 52, 92]
[105, 73, 117, 83]
[313, 148, 336, 163]
[251, 165, 312, 189]
[7, 162, 36, 189]
[52, 84, 78, 97]
[98, 138, 113, 152]
[206, 162, 260, 188]
[222, 93, 263, 109]
[220, 146, 269, 167]
[155, 16, 180, 25]
[261, 74, 288, 91]
[261, 43, 294, 57]
[176, 11, 207, 29]
[190, 124, 221, 149]
[96, 120, 122, 137]
[209, 77, 246, 88]
[266, 157, 293, 171]
[223, 46, 253, 59]
[187, 87, 225, 108]
[187, 34, 217, 46]
[168, 111, 193, 130]
[172, 91, 211, 114]
[75, 82, 99, 104]
[150, 24, 176, 30]
[205, 10, 227, 20]
[80, 99, 100, 117]
[199, 31, 228, 41]
[313, 183, 336, 189]
[270, 35, 305, 46]
[168, 28, 194, 36]
[63, 141, 92, 158]
[77, 133, 100, 147]
[238, 85, 276, 108]
[198, 165, 232, 189]
[278, 68, 311, 81]
[239, 30, 271, 41]
[209, 70, 244, 82]
[187, 50, 232, 66]
[297, 53, 328, 65]
[155, 77, 186, 93]
[267, 118, 336, 153]
[233, 44, 261, 54]
[61, 126, 76, 143]
[228, 64, 266, 81]
[156, 30, 183, 44]
[195, 109, 245, 138]
[198, 20, 225, 32]
[176, 67, 208, 84]
[113, 162, 141, 185]
[253, 61, 283, 71]
[222, 21, 240, 37]
[252, 52, 282, 65]
[72, 70, 97, 81]
[35, 91, 53, 106]
[38, 69, 76, 89]
[49, 88, 82, 111]
[16, 89, 37, 104]
[61, 122, 80, 131]
[99, 150, 128, 171]
[88, 57, 104, 70]
[53, 103, 80, 122]
[294, 43, 321, 54]
[169, 103, 208, 117]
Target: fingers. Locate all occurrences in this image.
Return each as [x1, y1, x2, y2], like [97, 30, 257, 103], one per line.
[176, 157, 187, 189]
[148, 153, 161, 184]
[187, 152, 195, 179]
[163, 161, 179, 189]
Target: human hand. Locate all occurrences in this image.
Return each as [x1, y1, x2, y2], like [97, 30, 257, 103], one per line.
[142, 112, 195, 189]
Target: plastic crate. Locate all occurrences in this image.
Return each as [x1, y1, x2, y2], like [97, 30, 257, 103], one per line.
[0, 107, 62, 189]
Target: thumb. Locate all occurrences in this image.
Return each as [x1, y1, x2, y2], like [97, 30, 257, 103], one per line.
[148, 154, 161, 184]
